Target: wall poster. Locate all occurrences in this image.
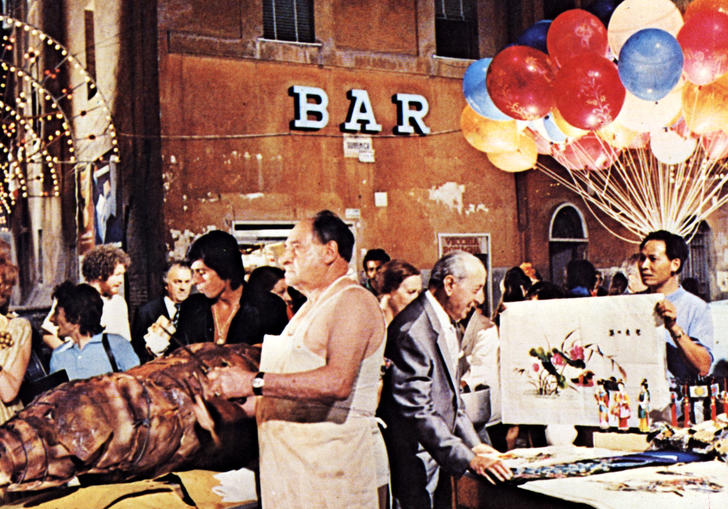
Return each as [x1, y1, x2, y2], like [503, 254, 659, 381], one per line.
[77, 152, 122, 256]
[499, 294, 669, 428]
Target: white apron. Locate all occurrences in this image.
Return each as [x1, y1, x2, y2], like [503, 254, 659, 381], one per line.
[256, 278, 386, 509]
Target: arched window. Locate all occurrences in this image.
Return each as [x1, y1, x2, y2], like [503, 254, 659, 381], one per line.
[549, 203, 588, 284]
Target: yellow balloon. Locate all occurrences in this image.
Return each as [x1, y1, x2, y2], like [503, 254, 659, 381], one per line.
[683, 74, 728, 135]
[460, 105, 519, 153]
[608, 0, 683, 57]
[486, 133, 537, 172]
[596, 120, 639, 149]
[551, 108, 588, 140]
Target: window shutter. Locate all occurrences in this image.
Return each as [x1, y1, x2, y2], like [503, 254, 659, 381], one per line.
[263, 0, 314, 43]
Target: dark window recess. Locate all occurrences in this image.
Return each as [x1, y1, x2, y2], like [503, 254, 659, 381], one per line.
[263, 0, 314, 43]
[84, 9, 96, 99]
[552, 206, 585, 239]
[684, 221, 711, 301]
[435, 0, 478, 59]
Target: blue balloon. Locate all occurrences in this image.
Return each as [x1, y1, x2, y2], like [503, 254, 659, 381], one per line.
[462, 58, 511, 121]
[618, 28, 683, 101]
[543, 114, 568, 144]
[516, 20, 552, 54]
[528, 114, 568, 144]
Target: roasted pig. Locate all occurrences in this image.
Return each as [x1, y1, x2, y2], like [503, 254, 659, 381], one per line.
[0, 342, 260, 492]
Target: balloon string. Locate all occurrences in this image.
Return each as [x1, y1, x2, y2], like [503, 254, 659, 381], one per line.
[536, 99, 728, 242]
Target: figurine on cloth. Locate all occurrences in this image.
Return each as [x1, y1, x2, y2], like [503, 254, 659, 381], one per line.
[610, 379, 631, 431]
[638, 378, 650, 433]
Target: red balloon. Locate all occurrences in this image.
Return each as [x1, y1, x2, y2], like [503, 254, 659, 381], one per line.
[678, 10, 728, 85]
[701, 130, 728, 159]
[553, 56, 625, 130]
[552, 133, 620, 170]
[671, 117, 693, 139]
[684, 0, 728, 21]
[547, 9, 609, 68]
[486, 46, 555, 121]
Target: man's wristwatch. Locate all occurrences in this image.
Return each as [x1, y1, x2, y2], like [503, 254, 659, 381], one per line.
[670, 327, 685, 340]
[252, 371, 265, 396]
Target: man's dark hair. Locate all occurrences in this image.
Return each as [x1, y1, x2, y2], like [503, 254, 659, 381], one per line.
[640, 230, 689, 274]
[363, 248, 391, 270]
[52, 281, 104, 336]
[311, 210, 355, 263]
[608, 272, 628, 295]
[186, 230, 245, 289]
[81, 245, 130, 283]
[525, 280, 566, 300]
[161, 260, 191, 295]
[164, 260, 189, 279]
[566, 259, 597, 290]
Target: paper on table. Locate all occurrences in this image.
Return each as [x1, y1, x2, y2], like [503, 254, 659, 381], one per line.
[519, 460, 728, 509]
[212, 468, 258, 503]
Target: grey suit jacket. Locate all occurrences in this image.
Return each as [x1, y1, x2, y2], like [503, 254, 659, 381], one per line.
[379, 292, 480, 483]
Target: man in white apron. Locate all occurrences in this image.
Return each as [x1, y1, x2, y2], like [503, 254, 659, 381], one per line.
[207, 210, 387, 508]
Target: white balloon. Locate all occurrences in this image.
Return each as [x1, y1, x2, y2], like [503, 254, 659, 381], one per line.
[650, 128, 697, 165]
[608, 0, 683, 58]
[616, 86, 683, 133]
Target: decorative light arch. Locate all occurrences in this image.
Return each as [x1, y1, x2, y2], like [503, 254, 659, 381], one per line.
[0, 15, 119, 224]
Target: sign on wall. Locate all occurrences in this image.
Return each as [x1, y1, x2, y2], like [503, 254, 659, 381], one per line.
[438, 233, 489, 257]
[289, 85, 431, 135]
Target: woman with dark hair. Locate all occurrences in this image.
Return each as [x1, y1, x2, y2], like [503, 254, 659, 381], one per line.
[177, 230, 288, 346]
[0, 248, 32, 424]
[491, 266, 532, 326]
[247, 265, 298, 319]
[374, 259, 422, 325]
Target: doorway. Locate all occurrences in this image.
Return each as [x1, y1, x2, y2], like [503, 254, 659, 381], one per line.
[549, 203, 588, 285]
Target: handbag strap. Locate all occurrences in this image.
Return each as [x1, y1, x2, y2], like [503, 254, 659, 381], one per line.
[101, 333, 119, 372]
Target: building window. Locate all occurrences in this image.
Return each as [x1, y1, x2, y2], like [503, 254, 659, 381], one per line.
[263, 0, 315, 43]
[684, 221, 712, 301]
[548, 203, 588, 284]
[435, 0, 478, 59]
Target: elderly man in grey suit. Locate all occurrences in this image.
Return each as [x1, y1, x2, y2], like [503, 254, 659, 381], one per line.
[379, 250, 511, 509]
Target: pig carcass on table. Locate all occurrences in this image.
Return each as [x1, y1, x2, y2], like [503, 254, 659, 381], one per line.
[0, 342, 260, 492]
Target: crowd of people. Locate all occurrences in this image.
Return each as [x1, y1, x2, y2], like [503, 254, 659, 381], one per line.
[0, 210, 716, 508]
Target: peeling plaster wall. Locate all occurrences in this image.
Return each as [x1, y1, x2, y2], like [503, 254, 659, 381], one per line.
[157, 51, 522, 270]
[154, 0, 525, 274]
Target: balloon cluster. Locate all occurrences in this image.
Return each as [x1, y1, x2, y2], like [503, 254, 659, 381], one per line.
[461, 0, 728, 172]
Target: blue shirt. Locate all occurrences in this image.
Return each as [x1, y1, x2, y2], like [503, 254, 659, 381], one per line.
[664, 286, 713, 380]
[50, 333, 140, 380]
